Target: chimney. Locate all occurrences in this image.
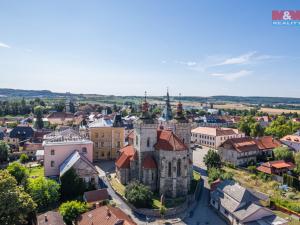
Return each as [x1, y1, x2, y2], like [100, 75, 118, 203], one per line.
[44, 215, 48, 222]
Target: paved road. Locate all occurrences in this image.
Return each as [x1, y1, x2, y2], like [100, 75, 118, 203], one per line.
[183, 147, 227, 225]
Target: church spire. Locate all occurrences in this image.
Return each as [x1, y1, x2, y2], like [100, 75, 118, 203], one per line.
[162, 88, 173, 121]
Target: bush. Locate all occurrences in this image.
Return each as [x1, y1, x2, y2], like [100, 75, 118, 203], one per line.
[19, 154, 29, 164]
[203, 149, 221, 169]
[125, 181, 153, 208]
[7, 161, 29, 185]
[59, 201, 88, 225]
[247, 165, 257, 174]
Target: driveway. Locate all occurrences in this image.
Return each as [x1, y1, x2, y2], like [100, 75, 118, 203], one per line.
[183, 147, 227, 225]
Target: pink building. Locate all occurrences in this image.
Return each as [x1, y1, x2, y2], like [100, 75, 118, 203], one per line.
[43, 129, 93, 177]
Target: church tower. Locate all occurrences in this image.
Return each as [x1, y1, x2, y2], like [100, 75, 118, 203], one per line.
[133, 92, 158, 181]
[161, 89, 173, 121]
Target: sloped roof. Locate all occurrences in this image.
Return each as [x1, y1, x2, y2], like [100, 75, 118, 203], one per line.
[47, 112, 74, 119]
[191, 127, 239, 136]
[154, 130, 187, 151]
[257, 160, 295, 174]
[77, 205, 137, 225]
[88, 118, 113, 128]
[255, 136, 281, 150]
[37, 211, 64, 225]
[115, 145, 136, 169]
[281, 134, 300, 143]
[221, 137, 259, 152]
[59, 151, 97, 177]
[83, 189, 109, 203]
[142, 155, 157, 169]
[9, 125, 34, 139]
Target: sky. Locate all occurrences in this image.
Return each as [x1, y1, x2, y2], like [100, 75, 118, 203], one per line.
[1, 0, 300, 97]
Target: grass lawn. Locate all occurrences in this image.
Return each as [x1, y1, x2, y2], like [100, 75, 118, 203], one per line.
[28, 166, 44, 178]
[110, 175, 126, 197]
[273, 210, 300, 225]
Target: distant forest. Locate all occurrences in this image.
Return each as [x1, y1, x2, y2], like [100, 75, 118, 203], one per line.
[1, 88, 300, 105]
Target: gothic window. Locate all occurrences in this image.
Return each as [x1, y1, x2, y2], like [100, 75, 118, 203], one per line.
[177, 159, 181, 177]
[152, 172, 154, 181]
[182, 138, 185, 144]
[136, 135, 139, 145]
[168, 162, 172, 177]
[147, 137, 150, 147]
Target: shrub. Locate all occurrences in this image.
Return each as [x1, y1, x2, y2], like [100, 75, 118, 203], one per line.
[247, 165, 257, 174]
[19, 154, 29, 164]
[125, 181, 153, 208]
[59, 201, 88, 225]
[7, 161, 29, 185]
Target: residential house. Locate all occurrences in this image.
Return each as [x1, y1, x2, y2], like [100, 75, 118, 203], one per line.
[89, 115, 125, 160]
[280, 134, 300, 152]
[23, 142, 43, 158]
[255, 136, 281, 157]
[37, 211, 65, 225]
[77, 205, 137, 225]
[6, 125, 34, 148]
[59, 150, 99, 186]
[43, 128, 93, 177]
[257, 160, 295, 176]
[218, 137, 260, 166]
[210, 180, 287, 225]
[46, 112, 74, 125]
[191, 127, 245, 148]
[255, 116, 271, 128]
[83, 188, 109, 205]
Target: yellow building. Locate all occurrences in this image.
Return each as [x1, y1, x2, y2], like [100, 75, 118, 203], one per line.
[89, 116, 125, 161]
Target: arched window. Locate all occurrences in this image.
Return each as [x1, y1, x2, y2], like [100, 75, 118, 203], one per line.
[168, 162, 172, 177]
[182, 138, 185, 144]
[177, 159, 181, 177]
[147, 137, 150, 147]
[136, 135, 139, 145]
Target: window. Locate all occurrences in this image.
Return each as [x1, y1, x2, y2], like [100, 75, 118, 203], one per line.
[168, 162, 172, 177]
[51, 149, 55, 155]
[177, 159, 181, 177]
[147, 137, 150, 147]
[95, 133, 99, 138]
[82, 147, 87, 153]
[151, 172, 154, 181]
[136, 135, 139, 145]
[101, 142, 104, 147]
[182, 138, 185, 144]
[101, 152, 105, 157]
[117, 141, 121, 148]
[95, 142, 98, 148]
[51, 161, 55, 167]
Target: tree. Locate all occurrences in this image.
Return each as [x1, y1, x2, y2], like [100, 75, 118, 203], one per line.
[250, 122, 264, 137]
[0, 141, 9, 163]
[265, 116, 300, 138]
[203, 149, 221, 169]
[208, 167, 233, 184]
[60, 168, 86, 200]
[7, 161, 29, 185]
[0, 170, 36, 225]
[34, 106, 44, 129]
[294, 152, 300, 174]
[27, 177, 60, 211]
[69, 101, 75, 113]
[125, 181, 153, 208]
[19, 153, 29, 164]
[59, 201, 88, 225]
[273, 146, 294, 162]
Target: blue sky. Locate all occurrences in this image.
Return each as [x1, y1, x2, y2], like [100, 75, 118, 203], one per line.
[1, 0, 300, 97]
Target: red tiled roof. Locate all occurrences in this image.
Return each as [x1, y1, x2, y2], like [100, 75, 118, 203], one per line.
[257, 160, 295, 174]
[255, 136, 281, 150]
[222, 137, 259, 152]
[154, 130, 187, 151]
[281, 135, 300, 143]
[257, 165, 272, 174]
[142, 155, 157, 169]
[83, 189, 109, 203]
[77, 205, 137, 225]
[126, 130, 134, 140]
[115, 145, 136, 169]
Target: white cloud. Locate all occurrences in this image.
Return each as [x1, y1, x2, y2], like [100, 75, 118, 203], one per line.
[0, 42, 11, 48]
[176, 61, 197, 67]
[210, 70, 252, 81]
[217, 51, 257, 66]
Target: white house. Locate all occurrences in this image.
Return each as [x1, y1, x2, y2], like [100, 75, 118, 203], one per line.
[191, 127, 244, 148]
[280, 135, 300, 152]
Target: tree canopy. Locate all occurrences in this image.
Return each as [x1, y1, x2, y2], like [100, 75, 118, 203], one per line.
[7, 161, 29, 185]
[203, 149, 222, 169]
[59, 201, 88, 225]
[60, 168, 86, 200]
[34, 105, 44, 129]
[0, 170, 36, 225]
[27, 177, 60, 211]
[265, 116, 300, 138]
[238, 116, 264, 137]
[0, 141, 9, 163]
[125, 181, 153, 208]
[273, 146, 294, 162]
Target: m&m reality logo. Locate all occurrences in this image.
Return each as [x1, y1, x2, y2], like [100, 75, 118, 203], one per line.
[272, 10, 300, 26]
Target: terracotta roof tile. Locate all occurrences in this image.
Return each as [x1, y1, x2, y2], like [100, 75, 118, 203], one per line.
[255, 136, 281, 150]
[154, 130, 187, 151]
[221, 137, 259, 152]
[77, 205, 137, 225]
[84, 189, 109, 203]
[142, 155, 157, 169]
[115, 145, 135, 169]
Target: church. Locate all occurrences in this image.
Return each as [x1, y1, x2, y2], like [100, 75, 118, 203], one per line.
[115, 91, 193, 198]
